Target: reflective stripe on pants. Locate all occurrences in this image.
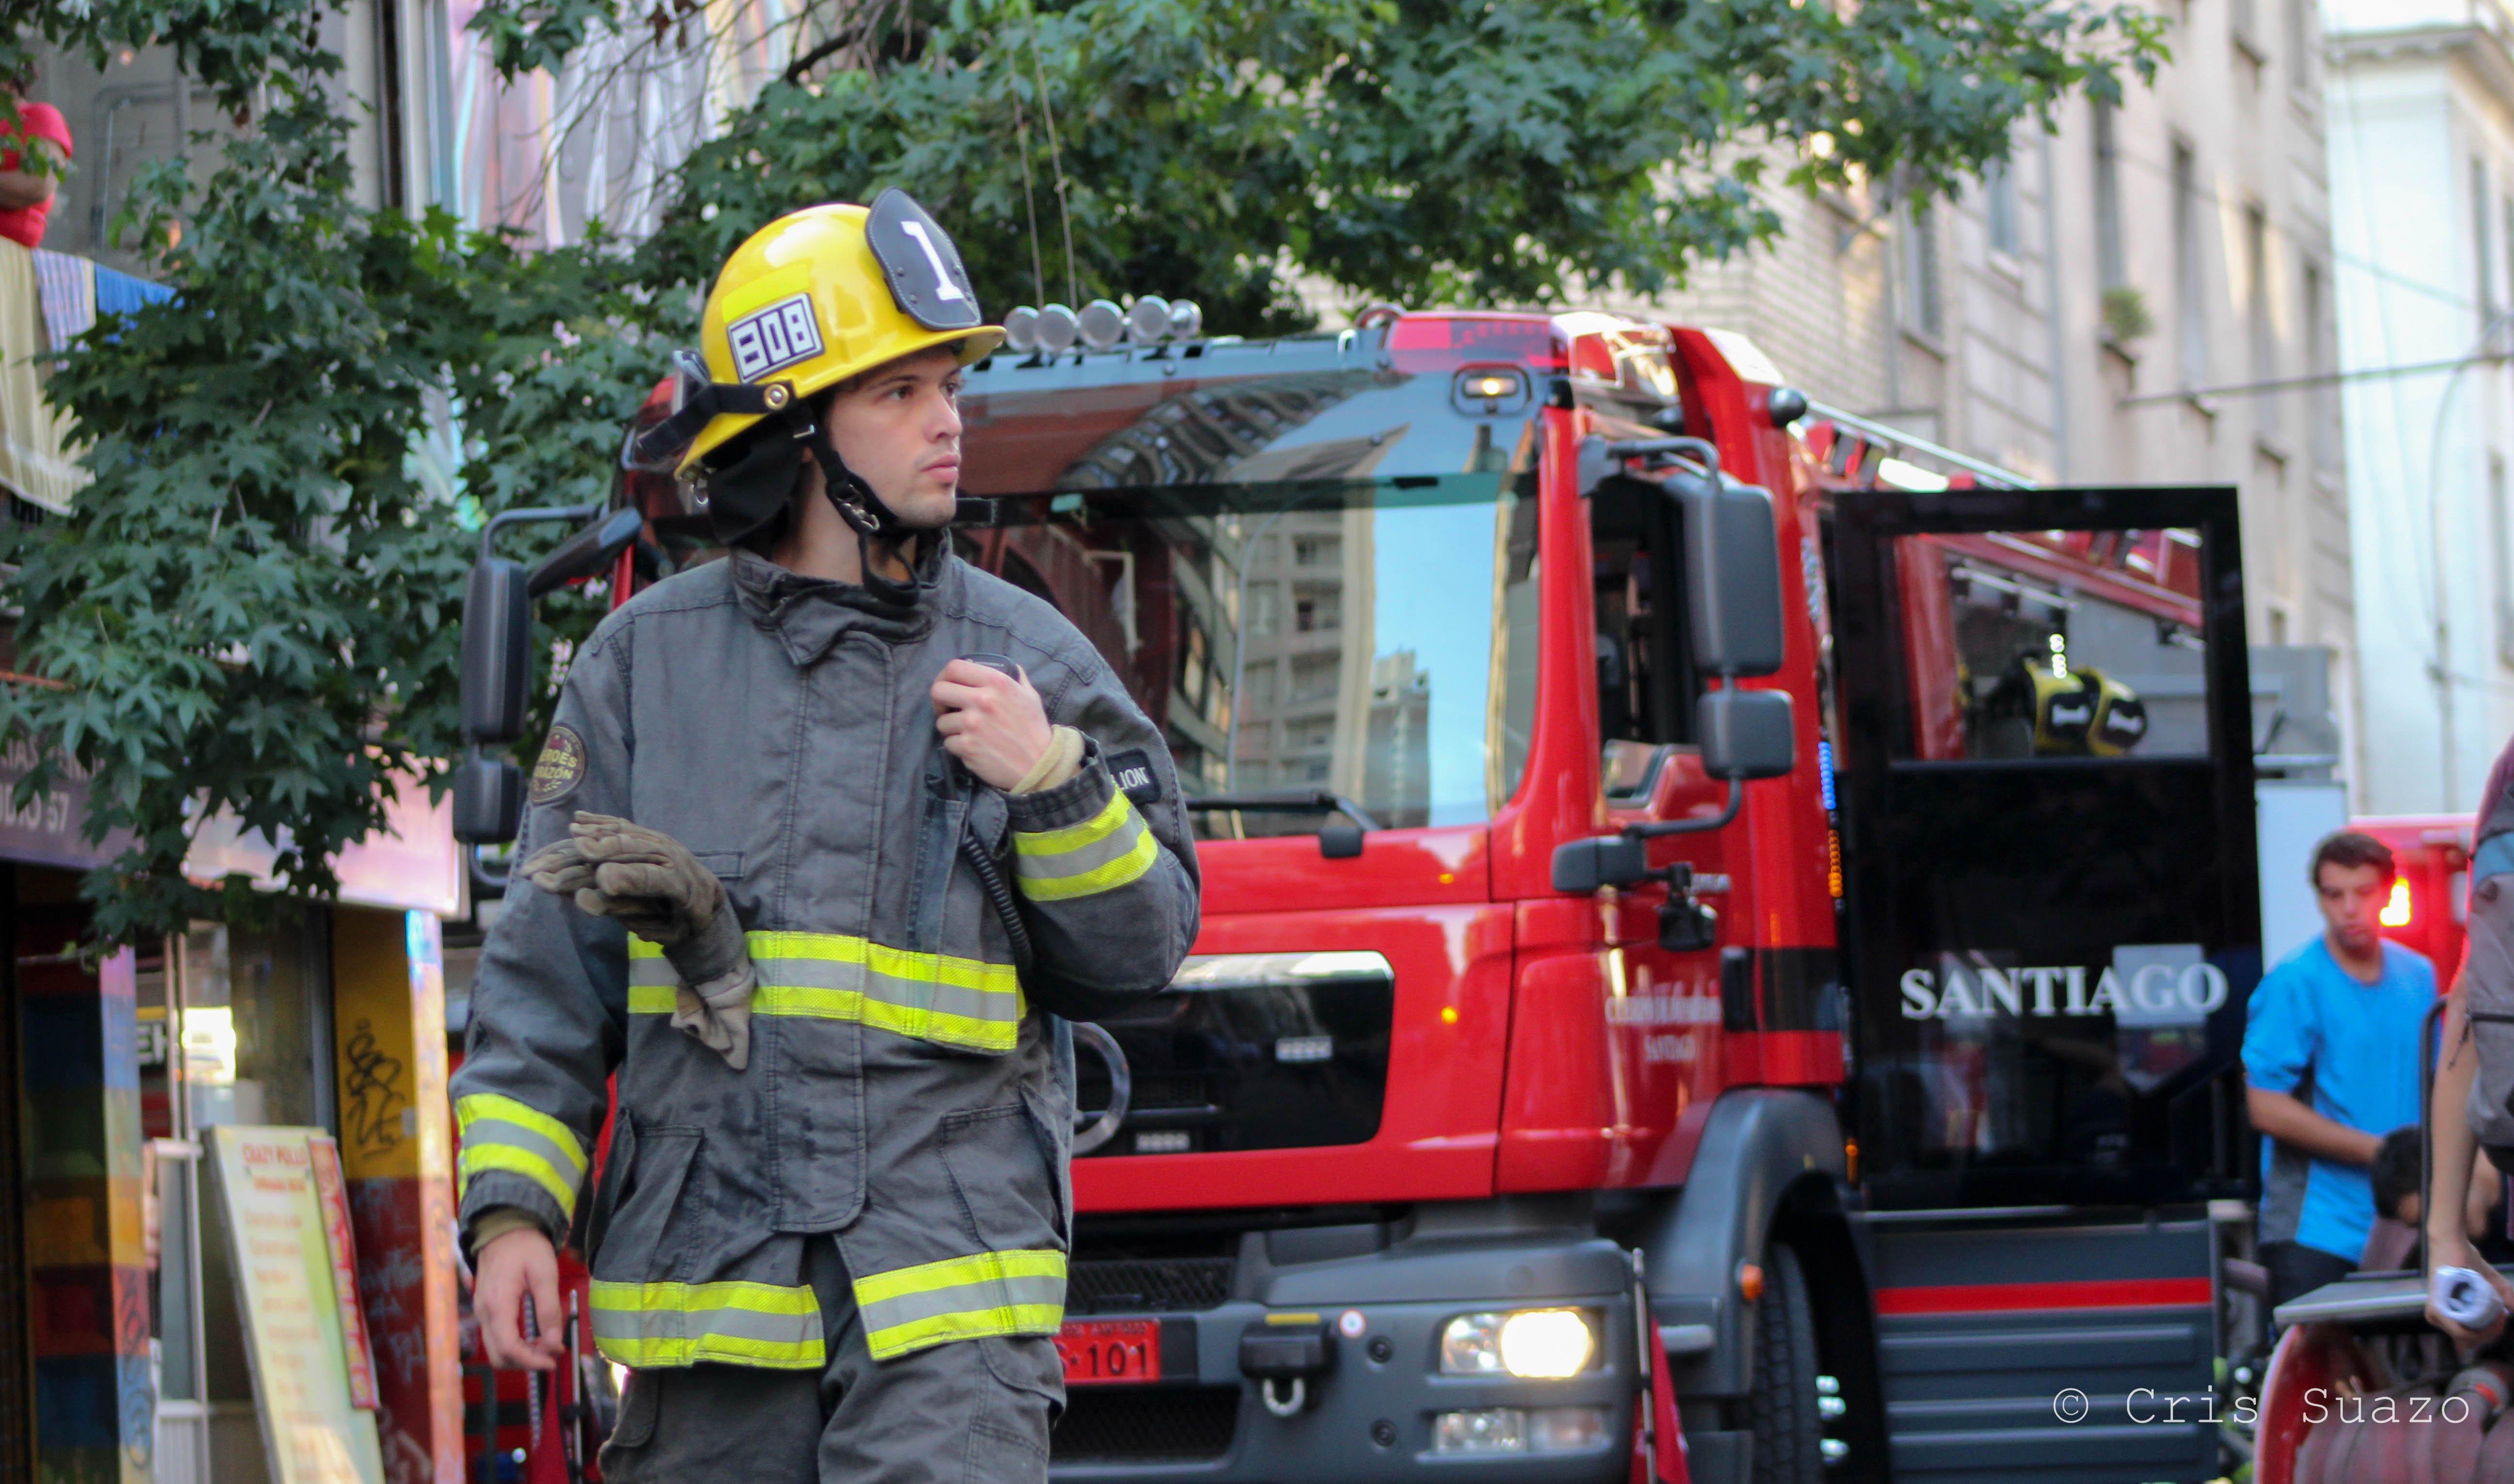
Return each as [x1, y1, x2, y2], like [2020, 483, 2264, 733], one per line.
[588, 1277, 827, 1370]
[852, 1248, 1068, 1361]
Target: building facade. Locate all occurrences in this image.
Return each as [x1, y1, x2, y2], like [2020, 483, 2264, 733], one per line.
[1606, 0, 2359, 798]
[2326, 0, 2514, 814]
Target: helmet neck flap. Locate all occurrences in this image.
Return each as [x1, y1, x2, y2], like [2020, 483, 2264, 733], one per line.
[703, 402, 928, 605]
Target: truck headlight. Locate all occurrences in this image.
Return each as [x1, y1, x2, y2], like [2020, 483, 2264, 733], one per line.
[1438, 1308, 1597, 1378]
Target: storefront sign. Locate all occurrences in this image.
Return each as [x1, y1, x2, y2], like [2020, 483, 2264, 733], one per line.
[306, 1137, 382, 1411]
[186, 771, 462, 918]
[208, 1126, 386, 1484]
[0, 736, 129, 867]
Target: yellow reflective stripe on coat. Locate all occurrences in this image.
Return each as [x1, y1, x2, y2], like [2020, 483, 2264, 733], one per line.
[853, 1248, 1068, 1360]
[1013, 792, 1158, 902]
[626, 930, 1023, 1053]
[587, 1278, 825, 1370]
[454, 1094, 588, 1220]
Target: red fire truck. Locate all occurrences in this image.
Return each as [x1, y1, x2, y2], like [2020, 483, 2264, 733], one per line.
[458, 308, 2268, 1484]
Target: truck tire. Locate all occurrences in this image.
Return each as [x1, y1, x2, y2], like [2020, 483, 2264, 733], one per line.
[1749, 1243, 1824, 1484]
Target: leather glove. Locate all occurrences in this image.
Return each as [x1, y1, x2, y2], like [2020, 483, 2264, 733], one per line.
[522, 812, 756, 1069]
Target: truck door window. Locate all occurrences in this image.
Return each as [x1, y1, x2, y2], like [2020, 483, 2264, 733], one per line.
[1834, 503, 2251, 1210]
[1590, 476, 1701, 796]
[1897, 529, 2208, 762]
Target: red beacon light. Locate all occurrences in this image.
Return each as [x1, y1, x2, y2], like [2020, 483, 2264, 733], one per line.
[2381, 878, 2414, 929]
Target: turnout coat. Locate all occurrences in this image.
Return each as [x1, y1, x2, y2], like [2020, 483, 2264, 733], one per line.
[451, 545, 1200, 1371]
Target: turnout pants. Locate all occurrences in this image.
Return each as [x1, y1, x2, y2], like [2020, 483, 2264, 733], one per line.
[598, 1235, 1062, 1483]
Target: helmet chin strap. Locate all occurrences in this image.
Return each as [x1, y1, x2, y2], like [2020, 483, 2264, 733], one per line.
[804, 433, 927, 604]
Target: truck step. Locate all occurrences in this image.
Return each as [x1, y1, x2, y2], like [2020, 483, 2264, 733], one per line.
[1862, 1215, 2218, 1484]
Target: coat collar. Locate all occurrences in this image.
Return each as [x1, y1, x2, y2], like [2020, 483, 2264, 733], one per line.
[728, 542, 945, 665]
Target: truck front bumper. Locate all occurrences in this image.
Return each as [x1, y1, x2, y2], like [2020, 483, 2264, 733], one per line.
[1049, 1232, 1638, 1482]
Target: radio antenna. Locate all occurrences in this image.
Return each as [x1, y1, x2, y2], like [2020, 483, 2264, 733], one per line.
[1022, 3, 1078, 306]
[1013, 94, 1047, 306]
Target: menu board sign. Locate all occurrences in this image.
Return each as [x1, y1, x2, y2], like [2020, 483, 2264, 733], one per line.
[208, 1126, 386, 1484]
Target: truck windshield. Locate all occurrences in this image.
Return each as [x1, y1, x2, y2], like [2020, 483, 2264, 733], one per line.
[953, 472, 1540, 833]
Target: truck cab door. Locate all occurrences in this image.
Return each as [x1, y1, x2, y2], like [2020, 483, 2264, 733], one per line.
[1829, 484, 2256, 1484]
[1832, 485, 2258, 1203]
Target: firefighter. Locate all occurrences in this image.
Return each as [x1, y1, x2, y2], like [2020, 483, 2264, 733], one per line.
[453, 191, 1200, 1482]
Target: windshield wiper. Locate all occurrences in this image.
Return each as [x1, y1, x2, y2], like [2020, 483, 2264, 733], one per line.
[1183, 792, 1380, 859]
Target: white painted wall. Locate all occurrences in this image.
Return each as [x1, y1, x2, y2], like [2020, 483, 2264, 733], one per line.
[2327, 3, 2514, 811]
[1595, 0, 2360, 795]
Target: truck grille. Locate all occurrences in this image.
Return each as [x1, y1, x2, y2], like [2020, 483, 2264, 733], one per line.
[1077, 951, 1395, 1158]
[1052, 1387, 1241, 1463]
[1066, 1256, 1235, 1314]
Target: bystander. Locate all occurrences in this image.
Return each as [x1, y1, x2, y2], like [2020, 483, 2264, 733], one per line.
[2244, 831, 2438, 1313]
[0, 62, 70, 251]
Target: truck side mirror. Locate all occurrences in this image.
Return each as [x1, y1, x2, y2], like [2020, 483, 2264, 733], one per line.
[462, 558, 532, 744]
[1698, 687, 1795, 779]
[1674, 475, 1786, 678]
[1552, 835, 1650, 893]
[528, 508, 645, 598]
[451, 755, 524, 845]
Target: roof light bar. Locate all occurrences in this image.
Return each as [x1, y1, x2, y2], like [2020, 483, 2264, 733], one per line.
[999, 296, 1206, 355]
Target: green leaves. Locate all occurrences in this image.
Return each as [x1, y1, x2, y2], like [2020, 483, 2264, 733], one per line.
[639, 0, 2164, 326]
[0, 59, 639, 945]
[10, 0, 2160, 947]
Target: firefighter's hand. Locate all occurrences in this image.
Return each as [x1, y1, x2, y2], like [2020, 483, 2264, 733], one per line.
[932, 659, 1053, 791]
[2425, 1233, 2514, 1347]
[475, 1226, 564, 1372]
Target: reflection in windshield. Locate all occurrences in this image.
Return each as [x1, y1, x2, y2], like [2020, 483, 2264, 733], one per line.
[954, 471, 1539, 832]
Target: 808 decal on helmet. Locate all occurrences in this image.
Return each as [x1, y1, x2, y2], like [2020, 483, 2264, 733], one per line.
[727, 294, 825, 383]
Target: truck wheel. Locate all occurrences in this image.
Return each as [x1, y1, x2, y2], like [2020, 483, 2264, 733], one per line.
[1749, 1243, 1824, 1484]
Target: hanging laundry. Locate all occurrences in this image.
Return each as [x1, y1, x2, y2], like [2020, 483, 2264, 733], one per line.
[0, 239, 85, 512]
[92, 262, 172, 320]
[28, 248, 91, 351]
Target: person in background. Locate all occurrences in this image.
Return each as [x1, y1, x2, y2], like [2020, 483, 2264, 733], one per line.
[2365, 1125, 2511, 1272]
[0, 62, 70, 251]
[2244, 831, 2438, 1314]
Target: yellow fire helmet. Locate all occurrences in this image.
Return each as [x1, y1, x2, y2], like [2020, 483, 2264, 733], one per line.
[628, 190, 1003, 543]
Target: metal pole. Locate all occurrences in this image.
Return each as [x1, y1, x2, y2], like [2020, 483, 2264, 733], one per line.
[1799, 399, 2038, 489]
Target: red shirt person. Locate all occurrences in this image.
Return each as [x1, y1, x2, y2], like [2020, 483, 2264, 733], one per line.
[0, 70, 72, 251]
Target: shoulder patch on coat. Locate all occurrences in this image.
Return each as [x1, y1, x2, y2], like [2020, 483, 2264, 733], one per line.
[1107, 748, 1161, 805]
[530, 724, 587, 806]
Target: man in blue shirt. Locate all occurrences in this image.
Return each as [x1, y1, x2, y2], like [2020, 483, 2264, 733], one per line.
[2243, 830, 2437, 1313]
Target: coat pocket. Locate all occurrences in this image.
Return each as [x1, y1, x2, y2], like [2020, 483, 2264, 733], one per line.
[580, 1111, 637, 1262]
[938, 1104, 1063, 1255]
[589, 1125, 702, 1283]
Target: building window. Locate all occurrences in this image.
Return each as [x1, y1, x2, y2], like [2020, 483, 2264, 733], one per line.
[2304, 260, 2338, 469]
[2094, 101, 2125, 290]
[2173, 143, 2208, 385]
[1903, 202, 1943, 338]
[1985, 157, 2020, 257]
[2247, 205, 2276, 433]
[2495, 455, 2514, 666]
[2502, 197, 2514, 342]
[2479, 159, 2499, 332]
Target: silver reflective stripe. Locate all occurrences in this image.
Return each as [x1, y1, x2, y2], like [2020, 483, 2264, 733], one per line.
[587, 1278, 825, 1370]
[453, 1094, 588, 1220]
[1013, 793, 1158, 902]
[626, 931, 1021, 1053]
[853, 1249, 1067, 1360]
